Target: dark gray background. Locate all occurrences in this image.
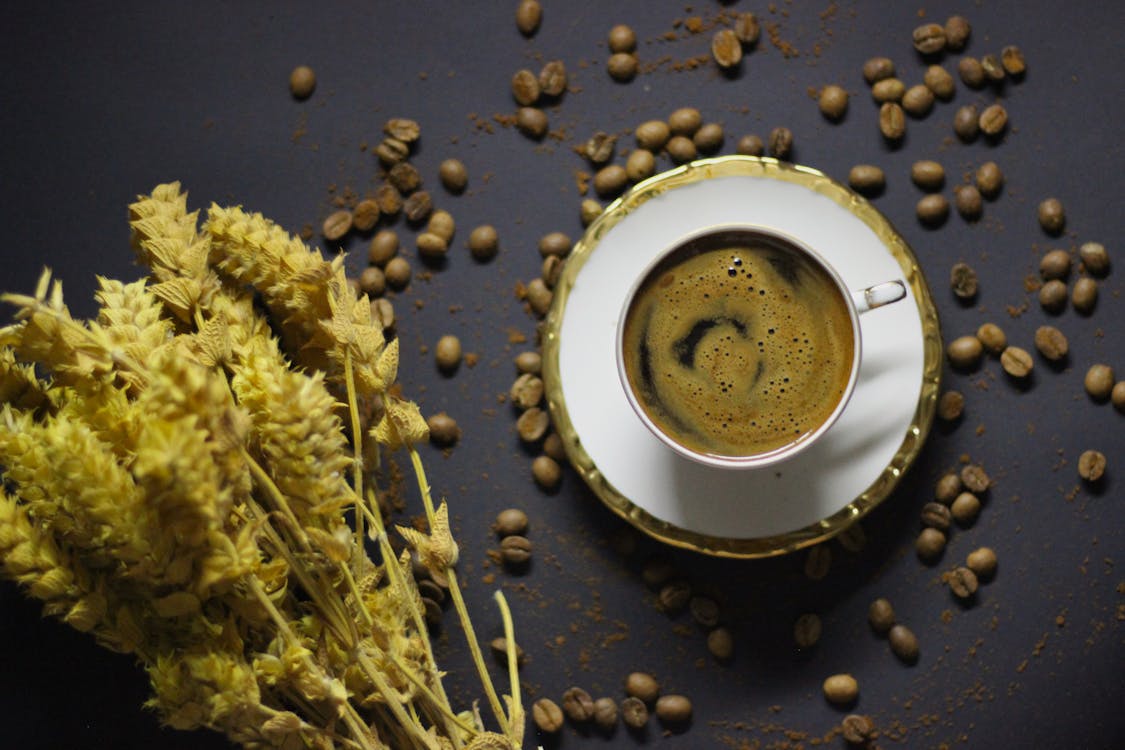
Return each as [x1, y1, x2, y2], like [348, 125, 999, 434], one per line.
[1, 2, 1122, 748]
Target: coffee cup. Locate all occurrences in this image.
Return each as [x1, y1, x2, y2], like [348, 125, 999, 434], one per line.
[615, 224, 906, 469]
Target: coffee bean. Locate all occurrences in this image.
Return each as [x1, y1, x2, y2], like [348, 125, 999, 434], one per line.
[712, 28, 743, 68]
[921, 502, 952, 532]
[951, 492, 981, 527]
[658, 580, 691, 613]
[689, 596, 720, 628]
[1034, 326, 1068, 361]
[641, 558, 674, 588]
[666, 135, 697, 164]
[511, 69, 540, 106]
[434, 335, 462, 372]
[822, 674, 859, 706]
[608, 24, 636, 53]
[888, 623, 920, 663]
[468, 225, 499, 261]
[1114, 382, 1125, 412]
[961, 464, 990, 493]
[542, 433, 565, 462]
[494, 508, 529, 537]
[947, 335, 983, 369]
[902, 85, 934, 117]
[418, 579, 445, 605]
[954, 185, 983, 220]
[911, 160, 945, 190]
[963, 550, 997, 585]
[946, 566, 979, 600]
[1084, 364, 1115, 401]
[945, 15, 971, 50]
[427, 412, 460, 446]
[912, 23, 946, 55]
[352, 199, 381, 233]
[621, 696, 648, 729]
[793, 613, 822, 649]
[438, 158, 468, 193]
[1039, 249, 1072, 280]
[371, 298, 395, 331]
[516, 407, 550, 443]
[500, 535, 532, 566]
[532, 455, 561, 489]
[422, 596, 442, 627]
[626, 149, 656, 182]
[975, 161, 1004, 198]
[416, 232, 448, 261]
[1079, 449, 1108, 482]
[1000, 346, 1033, 378]
[937, 390, 965, 421]
[403, 190, 433, 224]
[916, 527, 947, 562]
[607, 52, 639, 82]
[1038, 198, 1066, 234]
[924, 65, 956, 99]
[359, 267, 385, 297]
[593, 697, 618, 730]
[515, 0, 541, 35]
[538, 60, 567, 98]
[526, 277, 553, 316]
[707, 627, 734, 660]
[584, 131, 616, 165]
[510, 373, 544, 409]
[734, 12, 761, 45]
[580, 198, 603, 226]
[489, 636, 526, 665]
[953, 105, 980, 141]
[693, 123, 724, 154]
[736, 133, 764, 156]
[655, 695, 692, 724]
[804, 545, 832, 580]
[871, 78, 905, 103]
[837, 523, 867, 553]
[819, 85, 849, 120]
[322, 209, 353, 241]
[1000, 45, 1026, 76]
[635, 120, 671, 151]
[841, 714, 877, 745]
[980, 54, 1006, 83]
[426, 208, 454, 241]
[1039, 280, 1068, 313]
[534, 231, 570, 259]
[958, 57, 986, 88]
[375, 183, 403, 215]
[562, 687, 595, 723]
[1072, 278, 1098, 314]
[879, 102, 906, 140]
[868, 598, 896, 634]
[594, 164, 628, 197]
[541, 255, 563, 288]
[624, 672, 660, 705]
[979, 104, 1008, 137]
[516, 106, 548, 139]
[289, 65, 316, 99]
[976, 323, 1007, 354]
[768, 126, 794, 158]
[1079, 242, 1110, 276]
[368, 229, 399, 267]
[533, 697, 563, 733]
[935, 472, 963, 503]
[848, 164, 885, 195]
[950, 262, 978, 299]
[862, 57, 895, 84]
[375, 138, 410, 166]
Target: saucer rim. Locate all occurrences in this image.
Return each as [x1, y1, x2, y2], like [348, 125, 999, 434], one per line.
[541, 155, 943, 559]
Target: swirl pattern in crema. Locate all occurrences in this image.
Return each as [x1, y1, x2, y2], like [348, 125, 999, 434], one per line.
[621, 233, 855, 458]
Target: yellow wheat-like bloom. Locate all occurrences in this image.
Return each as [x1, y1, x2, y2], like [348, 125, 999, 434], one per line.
[0, 345, 52, 412]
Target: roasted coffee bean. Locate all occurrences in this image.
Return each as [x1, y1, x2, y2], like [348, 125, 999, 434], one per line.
[1000, 346, 1033, 378]
[871, 77, 905, 103]
[1085, 364, 1115, 401]
[658, 580, 692, 613]
[917, 193, 950, 225]
[352, 199, 381, 232]
[768, 126, 794, 158]
[516, 407, 549, 443]
[666, 135, 697, 164]
[289, 65, 316, 99]
[417, 579, 445, 605]
[954, 185, 983, 220]
[427, 208, 456, 241]
[868, 598, 895, 634]
[950, 492, 981, 527]
[368, 229, 399, 267]
[1072, 278, 1098, 314]
[947, 335, 983, 369]
[966, 547, 998, 579]
[489, 636, 527, 664]
[980, 54, 1005, 83]
[655, 695, 693, 724]
[902, 85, 935, 117]
[635, 120, 671, 151]
[848, 164, 885, 195]
[916, 527, 947, 562]
[375, 182, 403, 215]
[538, 60, 567, 98]
[1038, 198, 1066, 234]
[1040, 249, 1072, 280]
[1034, 326, 1068, 361]
[837, 523, 867, 553]
[1078, 450, 1107, 481]
[641, 557, 674, 588]
[515, 0, 541, 35]
[822, 674, 859, 706]
[494, 508, 529, 537]
[593, 697, 618, 730]
[707, 627, 734, 660]
[387, 161, 420, 193]
[468, 224, 499, 261]
[383, 118, 420, 145]
[510, 373, 544, 409]
[532, 454, 561, 489]
[736, 133, 764, 156]
[625, 672, 660, 703]
[921, 502, 952, 532]
[562, 687, 595, 723]
[371, 298, 395, 330]
[511, 69, 540, 106]
[977, 323, 1007, 354]
[516, 106, 548, 139]
[434, 335, 461, 372]
[584, 131, 616, 164]
[427, 412, 460, 446]
[953, 105, 980, 141]
[500, 535, 532, 566]
[422, 596, 442, 627]
[961, 464, 990, 493]
[734, 12, 761, 45]
[712, 28, 743, 68]
[439, 158, 468, 193]
[416, 232, 448, 261]
[608, 24, 637, 53]
[958, 57, 986, 88]
[979, 104, 1008, 137]
[819, 85, 849, 120]
[541, 255, 563, 288]
[945, 15, 971, 50]
[375, 137, 410, 166]
[1001, 45, 1026, 76]
[862, 57, 895, 84]
[580, 198, 603, 226]
[804, 545, 831, 580]
[322, 210, 353, 241]
[911, 160, 945, 190]
[626, 148, 656, 182]
[621, 697, 648, 729]
[888, 624, 920, 662]
[1079, 242, 1110, 276]
[975, 161, 1004, 197]
[693, 122, 724, 153]
[937, 390, 965, 421]
[841, 714, 877, 745]
[689, 596, 720, 628]
[912, 23, 946, 55]
[935, 472, 963, 503]
[403, 190, 433, 223]
[946, 566, 979, 599]
[533, 698, 564, 733]
[793, 613, 822, 649]
[607, 52, 639, 82]
[358, 266, 385, 297]
[879, 102, 905, 140]
[538, 231, 572, 258]
[951, 262, 978, 299]
[526, 278, 553, 316]
[924, 65, 956, 99]
[1039, 280, 1068, 313]
[594, 164, 628, 197]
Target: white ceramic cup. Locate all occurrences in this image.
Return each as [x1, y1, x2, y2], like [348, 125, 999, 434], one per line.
[615, 224, 906, 470]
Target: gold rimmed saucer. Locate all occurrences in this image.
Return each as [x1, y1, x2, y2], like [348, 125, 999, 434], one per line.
[541, 156, 942, 559]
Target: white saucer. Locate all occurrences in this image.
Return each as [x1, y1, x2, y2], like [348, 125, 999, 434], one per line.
[542, 157, 942, 558]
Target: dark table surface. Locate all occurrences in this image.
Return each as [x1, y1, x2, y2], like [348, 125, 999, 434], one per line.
[2, 2, 1123, 748]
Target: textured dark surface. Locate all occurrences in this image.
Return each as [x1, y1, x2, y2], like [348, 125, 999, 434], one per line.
[1, 2, 1122, 748]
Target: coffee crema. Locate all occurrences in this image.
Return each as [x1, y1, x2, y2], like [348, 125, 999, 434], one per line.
[621, 232, 855, 458]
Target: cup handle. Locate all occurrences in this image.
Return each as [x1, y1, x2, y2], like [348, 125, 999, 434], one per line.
[852, 280, 907, 314]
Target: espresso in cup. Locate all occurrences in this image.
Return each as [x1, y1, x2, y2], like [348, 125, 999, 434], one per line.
[619, 228, 856, 459]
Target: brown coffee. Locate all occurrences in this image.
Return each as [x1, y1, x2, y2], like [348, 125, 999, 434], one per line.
[621, 230, 855, 458]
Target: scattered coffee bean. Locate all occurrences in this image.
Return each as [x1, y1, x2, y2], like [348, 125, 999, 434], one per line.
[1038, 198, 1066, 234]
[736, 133, 764, 155]
[368, 229, 399, 266]
[418, 579, 445, 605]
[594, 164, 628, 197]
[607, 52, 638, 82]
[951, 491, 981, 527]
[1084, 364, 1115, 401]
[819, 85, 849, 120]
[515, 0, 541, 35]
[935, 471, 963, 503]
[980, 53, 1005, 83]
[693, 122, 724, 153]
[793, 613, 822, 649]
[403, 190, 433, 223]
[902, 84, 935, 117]
[538, 231, 572, 258]
[533, 697, 563, 733]
[389, 161, 422, 194]
[626, 148, 656, 182]
[966, 547, 998, 580]
[543, 432, 566, 461]
[500, 535, 532, 566]
[439, 158, 468, 193]
[1072, 277, 1098, 313]
[641, 558, 674, 588]
[608, 24, 637, 53]
[734, 12, 761, 45]
[975, 161, 1004, 198]
[937, 390, 965, 421]
[822, 674, 859, 706]
[322, 209, 353, 241]
[1033, 326, 1068, 361]
[1000, 346, 1033, 378]
[888, 623, 920, 663]
[510, 373, 544, 409]
[841, 714, 877, 745]
[489, 636, 526, 665]
[494, 508, 529, 537]
[804, 545, 832, 580]
[976, 323, 1007, 354]
[912, 23, 946, 55]
[416, 232, 448, 261]
[1079, 242, 1110, 276]
[924, 65, 956, 99]
[946, 566, 979, 600]
[1078, 450, 1107, 482]
[289, 65, 316, 99]
[868, 598, 896, 634]
[593, 697, 618, 730]
[921, 502, 952, 532]
[961, 464, 991, 493]
[516, 407, 550, 443]
[532, 455, 561, 489]
[1039, 280, 1068, 313]
[768, 126, 794, 158]
[359, 266, 385, 297]
[626, 672, 660, 703]
[945, 15, 972, 51]
[848, 164, 885, 195]
[712, 28, 743, 68]
[516, 106, 548, 139]
[666, 135, 697, 164]
[538, 60, 567, 98]
[511, 69, 540, 106]
[371, 298, 395, 330]
[879, 102, 906, 140]
[635, 120, 671, 151]
[375, 183, 403, 216]
[950, 262, 978, 299]
[911, 160, 945, 190]
[689, 596, 720, 628]
[837, 523, 867, 553]
[541, 255, 563, 288]
[427, 412, 460, 446]
[862, 57, 895, 84]
[526, 278, 553, 316]
[953, 105, 980, 141]
[871, 77, 905, 103]
[584, 131, 616, 165]
[957, 57, 985, 88]
[658, 580, 692, 613]
[947, 335, 983, 369]
[1114, 382, 1125, 412]
[979, 103, 1008, 137]
[621, 696, 648, 729]
[352, 199, 380, 233]
[427, 209, 455, 241]
[375, 138, 410, 167]
[580, 198, 603, 226]
[707, 627, 734, 660]
[467, 225, 499, 261]
[998, 45, 1026, 76]
[562, 687, 595, 723]
[1040, 249, 1072, 280]
[421, 596, 442, 627]
[954, 185, 983, 220]
[434, 335, 462, 372]
[916, 527, 947, 562]
[655, 695, 693, 724]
